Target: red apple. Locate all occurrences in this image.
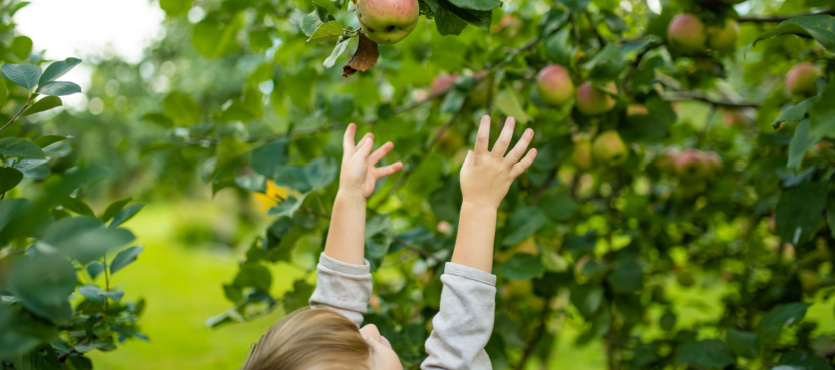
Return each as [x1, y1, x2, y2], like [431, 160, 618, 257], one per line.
[536, 65, 575, 106]
[356, 0, 419, 44]
[785, 62, 820, 97]
[675, 148, 708, 180]
[572, 137, 594, 170]
[430, 74, 458, 96]
[667, 14, 707, 54]
[576, 81, 617, 116]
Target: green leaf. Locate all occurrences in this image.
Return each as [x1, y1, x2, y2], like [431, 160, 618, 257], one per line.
[10, 36, 32, 59]
[266, 193, 309, 218]
[606, 260, 643, 293]
[101, 289, 124, 302]
[77, 285, 106, 305]
[162, 91, 200, 125]
[35, 81, 81, 96]
[775, 181, 827, 245]
[141, 112, 174, 128]
[22, 96, 62, 117]
[0, 304, 59, 358]
[324, 36, 352, 68]
[282, 280, 315, 312]
[753, 15, 835, 50]
[273, 157, 337, 193]
[538, 193, 577, 221]
[558, 0, 591, 12]
[809, 76, 835, 138]
[38, 58, 81, 86]
[192, 14, 244, 58]
[570, 284, 603, 318]
[499, 254, 545, 281]
[59, 197, 95, 216]
[109, 204, 144, 228]
[787, 119, 817, 171]
[233, 262, 272, 292]
[110, 245, 144, 274]
[495, 316, 526, 349]
[0, 138, 45, 159]
[0, 167, 23, 193]
[675, 339, 736, 368]
[502, 207, 548, 246]
[727, 328, 758, 359]
[438, 0, 492, 29]
[1, 63, 41, 90]
[494, 88, 530, 124]
[447, 0, 502, 11]
[41, 216, 136, 264]
[583, 43, 626, 82]
[7, 255, 76, 324]
[0, 77, 7, 107]
[774, 99, 812, 128]
[32, 135, 66, 148]
[777, 350, 831, 370]
[159, 0, 193, 17]
[86, 262, 104, 280]
[307, 20, 347, 43]
[365, 214, 394, 270]
[251, 139, 288, 180]
[757, 302, 808, 349]
[435, 7, 468, 36]
[100, 197, 132, 222]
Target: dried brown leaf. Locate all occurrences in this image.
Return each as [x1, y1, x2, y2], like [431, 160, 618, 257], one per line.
[342, 32, 379, 77]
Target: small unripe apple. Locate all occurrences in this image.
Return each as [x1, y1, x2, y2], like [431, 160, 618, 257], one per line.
[656, 148, 680, 175]
[536, 65, 575, 106]
[627, 104, 648, 116]
[675, 149, 708, 180]
[572, 138, 594, 170]
[667, 13, 707, 54]
[703, 151, 723, 177]
[707, 18, 739, 51]
[785, 62, 820, 97]
[430, 74, 457, 96]
[592, 130, 628, 166]
[576, 81, 617, 116]
[723, 110, 749, 128]
[356, 0, 419, 45]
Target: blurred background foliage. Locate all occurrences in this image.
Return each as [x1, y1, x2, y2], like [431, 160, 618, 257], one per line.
[2, 0, 835, 368]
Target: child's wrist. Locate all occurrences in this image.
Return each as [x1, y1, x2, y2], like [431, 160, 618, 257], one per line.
[461, 199, 499, 212]
[337, 187, 367, 201]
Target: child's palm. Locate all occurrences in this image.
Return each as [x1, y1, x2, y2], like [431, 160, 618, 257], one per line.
[340, 124, 403, 198]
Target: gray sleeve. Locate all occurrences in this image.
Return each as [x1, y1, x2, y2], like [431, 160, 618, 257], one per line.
[308, 253, 372, 328]
[422, 263, 496, 370]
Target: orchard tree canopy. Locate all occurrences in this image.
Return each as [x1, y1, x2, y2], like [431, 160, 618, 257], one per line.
[2, 0, 835, 368]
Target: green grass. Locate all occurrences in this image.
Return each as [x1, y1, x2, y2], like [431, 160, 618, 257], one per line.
[87, 202, 305, 370]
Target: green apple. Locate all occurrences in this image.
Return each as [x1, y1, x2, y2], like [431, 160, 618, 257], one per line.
[576, 81, 617, 116]
[708, 18, 739, 51]
[356, 0, 419, 45]
[536, 65, 575, 106]
[592, 130, 628, 166]
[785, 62, 820, 97]
[667, 13, 707, 54]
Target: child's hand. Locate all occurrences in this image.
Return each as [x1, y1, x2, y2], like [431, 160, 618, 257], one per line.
[460, 116, 536, 210]
[340, 123, 404, 199]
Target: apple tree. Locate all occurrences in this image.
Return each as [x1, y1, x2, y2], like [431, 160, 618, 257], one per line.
[113, 0, 835, 368]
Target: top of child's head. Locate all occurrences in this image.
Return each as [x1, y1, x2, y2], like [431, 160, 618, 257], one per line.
[243, 307, 403, 370]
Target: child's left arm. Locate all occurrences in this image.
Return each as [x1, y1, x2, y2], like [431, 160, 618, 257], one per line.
[308, 123, 402, 326]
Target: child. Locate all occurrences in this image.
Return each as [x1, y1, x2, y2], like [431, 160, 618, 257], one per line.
[244, 115, 536, 369]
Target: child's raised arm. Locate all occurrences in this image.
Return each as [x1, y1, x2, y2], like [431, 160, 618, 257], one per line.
[423, 115, 536, 370]
[309, 123, 402, 327]
[323, 123, 403, 264]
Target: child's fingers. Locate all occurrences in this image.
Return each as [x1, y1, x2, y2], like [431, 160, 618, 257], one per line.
[474, 115, 491, 155]
[505, 128, 534, 164]
[343, 123, 357, 155]
[375, 162, 403, 178]
[368, 141, 394, 165]
[491, 116, 516, 157]
[357, 135, 375, 158]
[463, 150, 473, 169]
[511, 148, 537, 178]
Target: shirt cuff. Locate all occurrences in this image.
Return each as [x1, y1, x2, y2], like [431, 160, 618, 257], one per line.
[444, 262, 497, 286]
[319, 253, 371, 275]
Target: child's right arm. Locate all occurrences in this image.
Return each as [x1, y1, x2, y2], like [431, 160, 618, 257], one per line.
[422, 116, 536, 370]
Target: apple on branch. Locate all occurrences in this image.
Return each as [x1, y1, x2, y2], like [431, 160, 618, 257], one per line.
[356, 0, 419, 45]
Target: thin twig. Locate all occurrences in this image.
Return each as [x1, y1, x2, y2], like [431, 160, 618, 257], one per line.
[56, 338, 90, 361]
[0, 95, 34, 133]
[662, 92, 760, 108]
[102, 252, 110, 319]
[739, 10, 833, 23]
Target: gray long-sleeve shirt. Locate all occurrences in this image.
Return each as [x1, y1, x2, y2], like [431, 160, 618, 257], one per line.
[308, 253, 496, 369]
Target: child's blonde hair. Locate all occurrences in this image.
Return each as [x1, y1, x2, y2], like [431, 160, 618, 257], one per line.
[243, 307, 371, 370]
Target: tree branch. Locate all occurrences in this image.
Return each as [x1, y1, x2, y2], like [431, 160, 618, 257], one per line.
[662, 92, 760, 108]
[0, 95, 34, 133]
[739, 10, 833, 23]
